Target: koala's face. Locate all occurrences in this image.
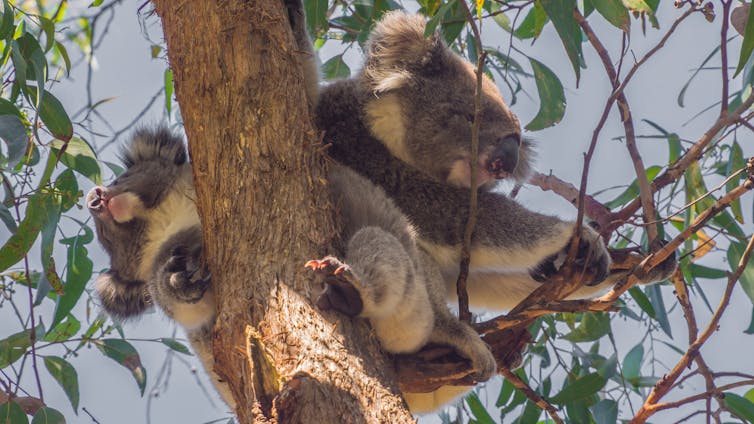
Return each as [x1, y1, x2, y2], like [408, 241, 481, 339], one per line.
[88, 130, 187, 277]
[361, 11, 531, 189]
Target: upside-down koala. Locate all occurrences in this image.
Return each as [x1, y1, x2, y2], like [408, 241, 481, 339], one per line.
[86, 127, 235, 407]
[315, 11, 676, 411]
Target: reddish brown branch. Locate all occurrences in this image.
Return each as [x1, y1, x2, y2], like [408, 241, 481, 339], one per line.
[500, 368, 564, 424]
[630, 233, 754, 423]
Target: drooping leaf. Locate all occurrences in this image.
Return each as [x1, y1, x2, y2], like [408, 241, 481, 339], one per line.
[727, 241, 754, 305]
[0, 191, 57, 273]
[550, 372, 606, 404]
[726, 141, 746, 223]
[628, 286, 655, 318]
[746, 307, 754, 335]
[735, 1, 754, 77]
[0, 0, 14, 40]
[31, 407, 65, 424]
[50, 137, 101, 185]
[678, 44, 721, 107]
[44, 315, 81, 342]
[304, 0, 329, 38]
[94, 339, 147, 395]
[164, 69, 173, 115]
[43, 356, 79, 412]
[688, 263, 727, 279]
[590, 399, 618, 424]
[465, 391, 495, 424]
[50, 230, 93, 329]
[0, 400, 28, 424]
[525, 57, 565, 131]
[563, 312, 610, 342]
[0, 114, 29, 167]
[321, 54, 351, 80]
[0, 324, 44, 369]
[622, 343, 643, 381]
[592, 0, 629, 32]
[647, 284, 672, 337]
[26, 87, 72, 142]
[514, 1, 548, 39]
[160, 338, 192, 356]
[517, 400, 542, 424]
[724, 392, 754, 422]
[496, 378, 515, 407]
[539, 0, 583, 83]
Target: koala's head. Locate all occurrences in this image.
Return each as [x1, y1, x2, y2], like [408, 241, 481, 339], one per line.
[359, 11, 531, 189]
[87, 127, 188, 281]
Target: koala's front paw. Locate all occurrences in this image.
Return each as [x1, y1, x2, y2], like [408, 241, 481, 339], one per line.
[305, 257, 364, 317]
[530, 224, 610, 286]
[163, 246, 210, 303]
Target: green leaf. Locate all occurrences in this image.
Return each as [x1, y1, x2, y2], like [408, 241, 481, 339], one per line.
[745, 307, 754, 335]
[0, 114, 29, 167]
[25, 87, 72, 142]
[0, 400, 28, 424]
[550, 372, 606, 404]
[50, 137, 101, 185]
[726, 142, 746, 223]
[514, 1, 548, 39]
[54, 42, 70, 76]
[525, 58, 565, 131]
[728, 242, 754, 305]
[678, 44, 720, 107]
[0, 0, 14, 40]
[496, 378, 515, 407]
[39, 17, 55, 52]
[489, 2, 511, 31]
[605, 165, 661, 209]
[590, 399, 618, 424]
[622, 343, 643, 381]
[160, 338, 192, 355]
[563, 312, 610, 342]
[304, 0, 328, 37]
[16, 34, 47, 100]
[50, 231, 93, 329]
[44, 315, 81, 342]
[688, 264, 727, 279]
[89, 0, 104, 7]
[31, 407, 65, 424]
[43, 356, 79, 412]
[591, 0, 629, 32]
[94, 339, 147, 395]
[735, 2, 754, 77]
[0, 191, 57, 273]
[465, 391, 494, 424]
[0, 330, 31, 369]
[647, 284, 672, 338]
[517, 400, 542, 424]
[321, 54, 351, 80]
[628, 286, 655, 318]
[164, 68, 173, 115]
[539, 0, 583, 83]
[724, 392, 754, 422]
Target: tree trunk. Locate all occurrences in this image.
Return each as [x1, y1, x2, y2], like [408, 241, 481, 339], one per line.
[152, 1, 415, 422]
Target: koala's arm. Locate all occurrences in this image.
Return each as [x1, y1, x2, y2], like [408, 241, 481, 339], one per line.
[150, 226, 216, 330]
[95, 272, 151, 319]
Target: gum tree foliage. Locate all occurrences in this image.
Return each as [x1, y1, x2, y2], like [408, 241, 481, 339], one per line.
[0, 0, 754, 423]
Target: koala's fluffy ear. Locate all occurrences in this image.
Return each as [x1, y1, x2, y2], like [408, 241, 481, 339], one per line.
[362, 11, 448, 93]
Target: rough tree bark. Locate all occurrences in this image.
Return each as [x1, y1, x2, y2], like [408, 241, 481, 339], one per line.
[152, 1, 414, 423]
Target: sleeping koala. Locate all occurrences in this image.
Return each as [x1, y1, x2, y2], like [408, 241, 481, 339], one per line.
[86, 127, 234, 407]
[315, 11, 675, 412]
[318, 11, 614, 314]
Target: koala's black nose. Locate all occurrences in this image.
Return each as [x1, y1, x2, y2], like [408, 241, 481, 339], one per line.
[86, 186, 105, 211]
[487, 135, 519, 178]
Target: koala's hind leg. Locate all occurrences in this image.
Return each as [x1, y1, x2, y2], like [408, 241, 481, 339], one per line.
[308, 226, 435, 355]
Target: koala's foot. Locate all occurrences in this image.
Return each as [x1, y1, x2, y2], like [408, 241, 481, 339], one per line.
[530, 224, 610, 286]
[163, 246, 210, 303]
[305, 257, 364, 317]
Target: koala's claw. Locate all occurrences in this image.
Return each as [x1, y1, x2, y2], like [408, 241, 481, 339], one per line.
[163, 250, 210, 303]
[306, 256, 364, 317]
[470, 348, 498, 382]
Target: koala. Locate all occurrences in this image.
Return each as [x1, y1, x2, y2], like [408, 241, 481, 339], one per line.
[86, 126, 234, 408]
[315, 11, 676, 412]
